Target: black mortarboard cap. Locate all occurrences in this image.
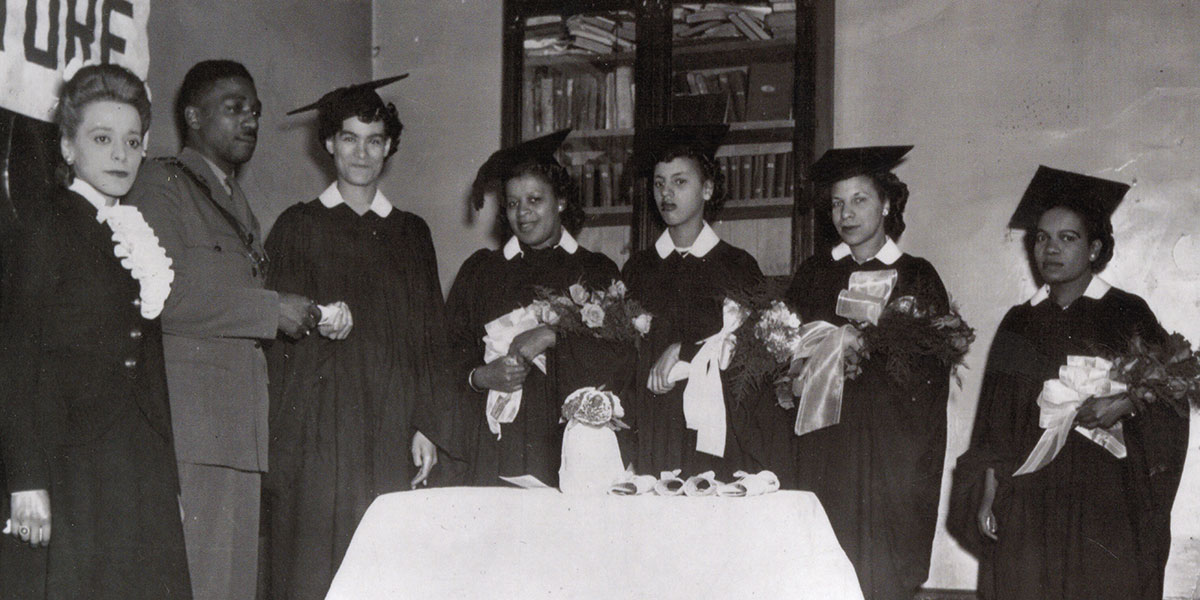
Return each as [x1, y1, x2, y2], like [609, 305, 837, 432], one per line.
[632, 123, 730, 176]
[471, 129, 571, 209]
[808, 145, 912, 186]
[1008, 165, 1129, 230]
[285, 74, 409, 116]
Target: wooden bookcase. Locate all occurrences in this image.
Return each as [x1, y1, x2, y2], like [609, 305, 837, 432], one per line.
[501, 0, 832, 274]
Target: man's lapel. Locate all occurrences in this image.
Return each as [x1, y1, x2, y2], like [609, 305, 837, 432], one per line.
[178, 148, 260, 243]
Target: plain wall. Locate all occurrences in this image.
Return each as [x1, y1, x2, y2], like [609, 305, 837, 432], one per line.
[144, 0, 373, 229]
[831, 0, 1200, 593]
[371, 0, 504, 294]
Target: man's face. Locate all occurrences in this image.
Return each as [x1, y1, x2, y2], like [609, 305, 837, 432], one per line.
[186, 76, 260, 172]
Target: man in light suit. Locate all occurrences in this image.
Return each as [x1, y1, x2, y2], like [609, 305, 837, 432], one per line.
[126, 60, 317, 600]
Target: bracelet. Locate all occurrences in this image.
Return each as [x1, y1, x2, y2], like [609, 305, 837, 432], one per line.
[467, 367, 484, 393]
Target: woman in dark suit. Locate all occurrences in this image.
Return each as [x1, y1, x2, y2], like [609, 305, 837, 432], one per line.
[0, 64, 190, 599]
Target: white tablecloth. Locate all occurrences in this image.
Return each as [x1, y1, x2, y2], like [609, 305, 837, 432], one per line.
[326, 487, 863, 599]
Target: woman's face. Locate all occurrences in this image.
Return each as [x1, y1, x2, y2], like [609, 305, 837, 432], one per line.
[60, 100, 144, 199]
[505, 173, 564, 249]
[653, 157, 711, 228]
[326, 116, 390, 188]
[830, 175, 888, 250]
[1033, 206, 1100, 285]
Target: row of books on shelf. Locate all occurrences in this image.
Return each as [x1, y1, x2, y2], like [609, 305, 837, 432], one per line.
[717, 150, 796, 201]
[566, 151, 796, 210]
[523, 60, 791, 134]
[522, 3, 796, 58]
[672, 3, 796, 41]
[522, 66, 635, 135]
[524, 13, 635, 57]
[673, 62, 793, 122]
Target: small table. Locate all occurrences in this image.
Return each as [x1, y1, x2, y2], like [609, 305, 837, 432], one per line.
[326, 487, 863, 599]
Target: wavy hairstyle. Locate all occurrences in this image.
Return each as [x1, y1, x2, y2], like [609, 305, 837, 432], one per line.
[317, 89, 403, 158]
[820, 170, 910, 240]
[1021, 201, 1116, 273]
[653, 145, 727, 221]
[496, 160, 585, 237]
[55, 64, 151, 185]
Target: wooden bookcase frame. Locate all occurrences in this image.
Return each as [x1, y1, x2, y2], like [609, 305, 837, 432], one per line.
[501, 0, 833, 270]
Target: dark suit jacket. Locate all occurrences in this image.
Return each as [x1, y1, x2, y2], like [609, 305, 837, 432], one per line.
[125, 148, 278, 472]
[0, 187, 174, 491]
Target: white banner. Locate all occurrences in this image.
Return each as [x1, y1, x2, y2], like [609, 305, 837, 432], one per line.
[1, 0, 150, 122]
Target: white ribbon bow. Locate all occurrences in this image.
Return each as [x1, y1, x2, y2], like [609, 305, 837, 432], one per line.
[666, 299, 747, 457]
[1014, 356, 1128, 476]
[482, 306, 548, 438]
[835, 269, 898, 325]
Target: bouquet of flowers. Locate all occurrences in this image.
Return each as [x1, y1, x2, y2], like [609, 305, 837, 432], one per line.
[1109, 332, 1200, 417]
[856, 293, 975, 391]
[561, 386, 629, 431]
[531, 280, 652, 343]
[726, 298, 863, 410]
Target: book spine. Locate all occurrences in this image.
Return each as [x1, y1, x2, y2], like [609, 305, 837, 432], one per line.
[539, 70, 554, 133]
[615, 65, 634, 129]
[581, 163, 597, 208]
[598, 163, 613, 207]
[764, 153, 777, 198]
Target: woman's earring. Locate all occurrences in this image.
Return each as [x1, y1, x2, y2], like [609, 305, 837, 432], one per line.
[882, 207, 889, 216]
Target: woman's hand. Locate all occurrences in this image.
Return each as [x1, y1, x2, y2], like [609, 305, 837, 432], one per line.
[6, 489, 51, 547]
[471, 355, 530, 393]
[409, 430, 438, 489]
[647, 343, 682, 395]
[1075, 394, 1134, 429]
[976, 467, 998, 541]
[509, 325, 557, 364]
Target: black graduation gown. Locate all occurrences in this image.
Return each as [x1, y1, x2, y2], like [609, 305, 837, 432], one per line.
[622, 240, 766, 481]
[785, 252, 950, 600]
[263, 200, 455, 600]
[445, 242, 634, 487]
[948, 287, 1187, 600]
[0, 187, 190, 600]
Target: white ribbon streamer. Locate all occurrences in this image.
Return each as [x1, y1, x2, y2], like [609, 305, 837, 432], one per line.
[671, 299, 747, 457]
[1014, 356, 1128, 476]
[482, 306, 548, 438]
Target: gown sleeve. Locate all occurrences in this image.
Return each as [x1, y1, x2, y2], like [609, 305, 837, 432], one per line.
[947, 308, 1039, 556]
[264, 206, 317, 429]
[403, 215, 460, 458]
[0, 208, 58, 492]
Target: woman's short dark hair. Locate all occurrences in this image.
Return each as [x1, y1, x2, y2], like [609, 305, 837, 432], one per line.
[820, 170, 910, 240]
[496, 160, 585, 237]
[1022, 202, 1116, 272]
[175, 60, 253, 141]
[56, 64, 151, 138]
[318, 90, 403, 158]
[655, 146, 727, 221]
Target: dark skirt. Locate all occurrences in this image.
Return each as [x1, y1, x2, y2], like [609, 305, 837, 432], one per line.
[0, 410, 191, 600]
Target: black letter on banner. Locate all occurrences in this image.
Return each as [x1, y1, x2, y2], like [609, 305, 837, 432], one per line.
[100, 0, 132, 64]
[24, 0, 62, 69]
[66, 0, 99, 64]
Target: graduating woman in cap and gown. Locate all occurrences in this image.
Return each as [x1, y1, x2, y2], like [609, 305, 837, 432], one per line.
[446, 130, 635, 487]
[621, 125, 768, 481]
[0, 65, 190, 599]
[785, 147, 949, 600]
[263, 77, 457, 599]
[948, 167, 1187, 600]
